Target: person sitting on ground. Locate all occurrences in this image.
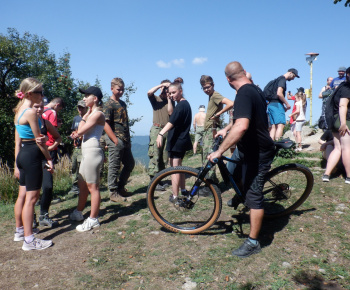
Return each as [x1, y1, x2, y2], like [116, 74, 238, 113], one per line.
[156, 80, 192, 204]
[69, 87, 105, 232]
[193, 105, 206, 155]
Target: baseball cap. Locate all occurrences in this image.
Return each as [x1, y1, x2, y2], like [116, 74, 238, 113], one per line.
[79, 86, 103, 101]
[338, 66, 346, 72]
[77, 100, 86, 107]
[288, 68, 300, 78]
[297, 87, 305, 93]
[199, 105, 205, 109]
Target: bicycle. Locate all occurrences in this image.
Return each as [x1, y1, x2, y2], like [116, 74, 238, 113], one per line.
[146, 137, 314, 234]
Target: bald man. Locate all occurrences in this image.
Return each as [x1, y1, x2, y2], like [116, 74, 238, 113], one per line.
[208, 61, 275, 258]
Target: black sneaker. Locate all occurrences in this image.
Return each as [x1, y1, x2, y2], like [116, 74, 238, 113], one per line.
[322, 174, 330, 182]
[39, 213, 58, 228]
[232, 239, 261, 258]
[227, 194, 242, 210]
[345, 177, 350, 184]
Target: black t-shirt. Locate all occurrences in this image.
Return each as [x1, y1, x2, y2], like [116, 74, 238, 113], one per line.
[233, 84, 275, 161]
[320, 130, 333, 142]
[333, 82, 350, 120]
[167, 100, 192, 152]
[275, 76, 287, 104]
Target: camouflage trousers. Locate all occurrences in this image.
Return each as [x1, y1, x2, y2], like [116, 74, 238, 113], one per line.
[202, 129, 218, 183]
[71, 147, 82, 191]
[148, 125, 168, 178]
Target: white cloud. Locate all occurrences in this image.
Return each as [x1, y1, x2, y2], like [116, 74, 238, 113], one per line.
[192, 57, 208, 65]
[156, 58, 185, 68]
[172, 58, 185, 67]
[156, 60, 171, 68]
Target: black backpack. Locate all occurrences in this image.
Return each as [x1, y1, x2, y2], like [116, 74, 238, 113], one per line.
[263, 76, 283, 102]
[324, 82, 346, 129]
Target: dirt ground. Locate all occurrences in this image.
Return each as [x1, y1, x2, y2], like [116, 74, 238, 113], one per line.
[1, 130, 348, 289]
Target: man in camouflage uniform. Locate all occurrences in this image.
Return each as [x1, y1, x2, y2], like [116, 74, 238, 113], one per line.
[200, 75, 233, 186]
[147, 80, 175, 190]
[103, 78, 135, 202]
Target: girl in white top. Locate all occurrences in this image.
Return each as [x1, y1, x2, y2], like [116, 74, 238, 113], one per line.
[70, 86, 105, 232]
[289, 92, 306, 151]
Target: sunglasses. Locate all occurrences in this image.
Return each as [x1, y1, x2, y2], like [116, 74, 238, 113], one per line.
[33, 91, 44, 96]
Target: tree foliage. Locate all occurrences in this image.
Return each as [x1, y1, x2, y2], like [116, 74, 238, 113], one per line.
[334, 0, 350, 6]
[0, 28, 139, 166]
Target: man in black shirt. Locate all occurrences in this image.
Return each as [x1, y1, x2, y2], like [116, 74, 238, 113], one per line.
[208, 61, 275, 258]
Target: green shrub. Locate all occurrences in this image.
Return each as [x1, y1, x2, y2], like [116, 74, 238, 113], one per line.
[0, 159, 19, 203]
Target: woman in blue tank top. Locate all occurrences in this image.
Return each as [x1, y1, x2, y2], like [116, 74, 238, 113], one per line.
[13, 77, 54, 251]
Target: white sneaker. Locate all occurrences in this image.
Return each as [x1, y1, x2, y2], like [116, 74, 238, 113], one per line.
[76, 217, 100, 232]
[14, 228, 39, 242]
[22, 238, 52, 251]
[69, 209, 84, 221]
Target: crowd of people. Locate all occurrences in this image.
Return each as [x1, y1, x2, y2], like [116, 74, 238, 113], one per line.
[13, 62, 350, 257]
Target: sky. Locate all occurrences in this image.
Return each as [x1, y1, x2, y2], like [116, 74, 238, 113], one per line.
[1, 0, 349, 135]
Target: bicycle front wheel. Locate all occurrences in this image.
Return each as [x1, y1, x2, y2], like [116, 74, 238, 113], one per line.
[263, 163, 314, 219]
[147, 166, 222, 234]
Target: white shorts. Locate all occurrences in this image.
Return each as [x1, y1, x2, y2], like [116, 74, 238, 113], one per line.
[295, 121, 305, 132]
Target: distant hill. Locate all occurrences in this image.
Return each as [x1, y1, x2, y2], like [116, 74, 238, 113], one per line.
[131, 136, 149, 166]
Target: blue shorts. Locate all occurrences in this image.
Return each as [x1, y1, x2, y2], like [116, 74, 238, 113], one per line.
[268, 102, 286, 125]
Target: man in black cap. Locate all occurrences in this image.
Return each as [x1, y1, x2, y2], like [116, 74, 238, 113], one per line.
[264, 68, 299, 140]
[330, 66, 346, 89]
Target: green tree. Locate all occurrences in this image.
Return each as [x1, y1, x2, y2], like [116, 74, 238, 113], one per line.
[334, 0, 350, 6]
[0, 28, 80, 164]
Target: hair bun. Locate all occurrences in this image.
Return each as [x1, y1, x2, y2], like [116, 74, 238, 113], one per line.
[173, 77, 184, 84]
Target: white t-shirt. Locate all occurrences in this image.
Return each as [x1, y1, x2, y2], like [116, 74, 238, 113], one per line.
[295, 101, 306, 121]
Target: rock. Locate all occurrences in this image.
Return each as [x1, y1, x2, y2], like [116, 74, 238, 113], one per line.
[318, 268, 326, 274]
[282, 262, 292, 268]
[182, 278, 197, 290]
[150, 231, 160, 235]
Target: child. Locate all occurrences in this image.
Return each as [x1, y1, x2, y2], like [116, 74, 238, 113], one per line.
[289, 92, 306, 151]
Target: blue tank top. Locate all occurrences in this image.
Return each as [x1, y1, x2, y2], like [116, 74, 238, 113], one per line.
[15, 108, 42, 139]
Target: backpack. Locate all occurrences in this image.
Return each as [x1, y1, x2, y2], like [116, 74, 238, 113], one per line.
[324, 82, 345, 129]
[263, 76, 283, 102]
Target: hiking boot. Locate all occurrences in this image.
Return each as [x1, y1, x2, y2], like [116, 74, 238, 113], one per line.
[117, 188, 132, 198]
[70, 209, 84, 221]
[155, 184, 166, 191]
[110, 192, 127, 202]
[227, 194, 242, 210]
[14, 228, 39, 242]
[345, 177, 350, 184]
[39, 213, 58, 228]
[322, 174, 330, 182]
[232, 239, 261, 258]
[199, 187, 211, 197]
[22, 238, 53, 251]
[76, 217, 100, 232]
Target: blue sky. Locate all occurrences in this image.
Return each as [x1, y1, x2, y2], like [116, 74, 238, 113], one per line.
[1, 0, 349, 135]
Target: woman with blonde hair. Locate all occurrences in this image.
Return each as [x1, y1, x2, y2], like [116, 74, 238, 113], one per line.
[13, 77, 53, 251]
[289, 91, 306, 151]
[69, 86, 105, 232]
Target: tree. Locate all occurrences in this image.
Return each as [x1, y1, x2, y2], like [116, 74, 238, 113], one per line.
[334, 0, 350, 6]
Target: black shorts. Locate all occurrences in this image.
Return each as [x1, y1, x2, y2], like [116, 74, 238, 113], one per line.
[168, 151, 186, 159]
[232, 151, 274, 209]
[16, 141, 45, 191]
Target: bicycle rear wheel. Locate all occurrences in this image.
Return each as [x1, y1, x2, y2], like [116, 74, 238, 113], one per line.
[147, 166, 222, 234]
[263, 163, 314, 219]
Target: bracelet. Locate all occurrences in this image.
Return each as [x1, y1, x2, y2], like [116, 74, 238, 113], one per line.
[158, 133, 163, 137]
[81, 119, 86, 122]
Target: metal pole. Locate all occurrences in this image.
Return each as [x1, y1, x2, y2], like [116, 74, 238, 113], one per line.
[310, 61, 313, 125]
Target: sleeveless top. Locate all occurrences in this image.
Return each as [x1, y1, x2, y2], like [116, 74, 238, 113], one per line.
[15, 108, 42, 139]
[83, 109, 104, 142]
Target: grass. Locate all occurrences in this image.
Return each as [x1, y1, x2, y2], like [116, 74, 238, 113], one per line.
[1, 150, 350, 289]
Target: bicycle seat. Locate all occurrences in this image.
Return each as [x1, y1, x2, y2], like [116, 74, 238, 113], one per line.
[274, 139, 294, 149]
